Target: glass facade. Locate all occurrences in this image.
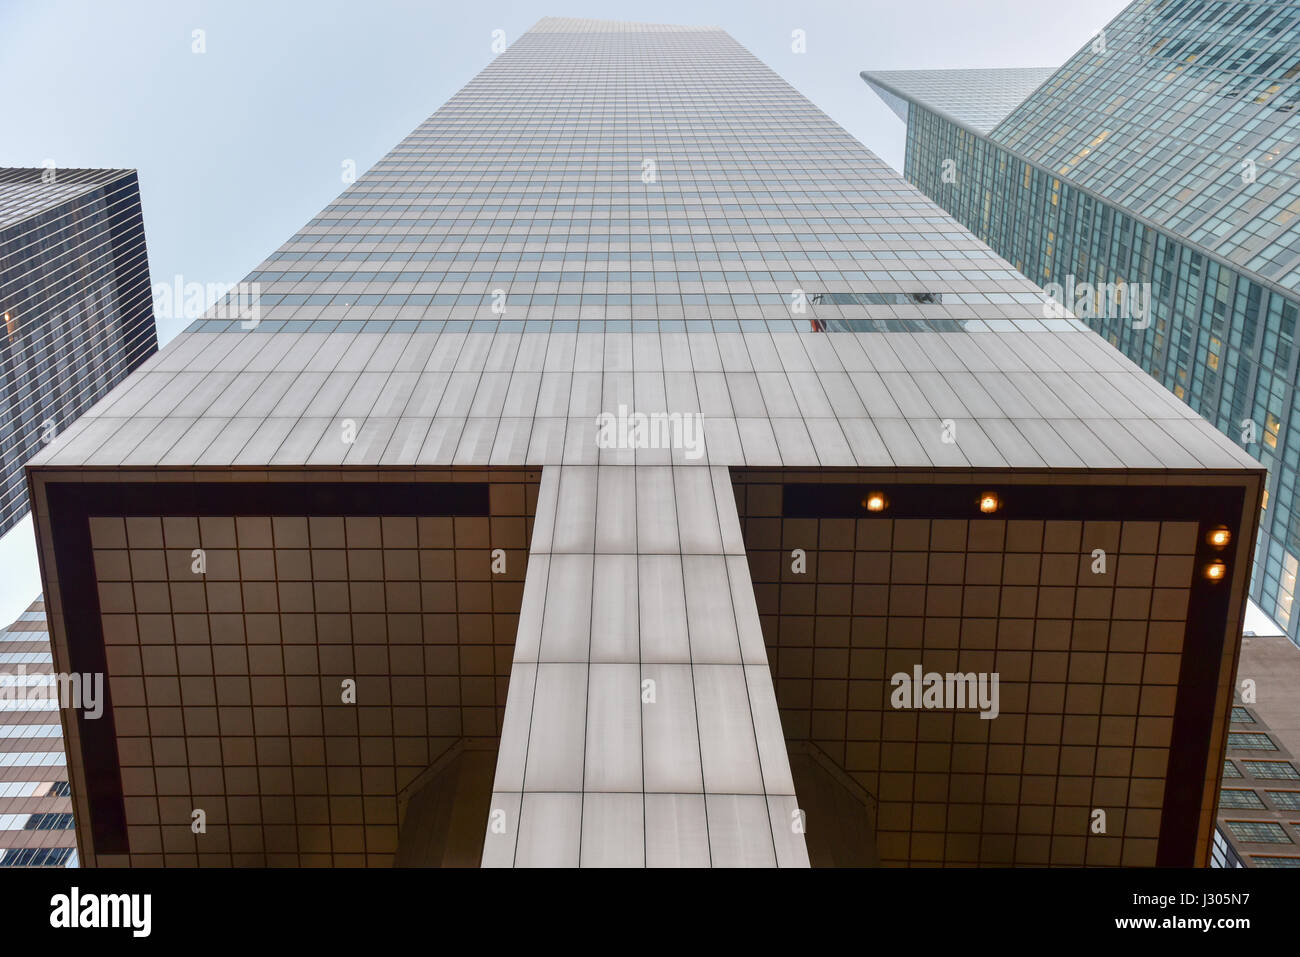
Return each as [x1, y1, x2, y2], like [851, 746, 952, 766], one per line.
[865, 0, 1300, 640]
[0, 167, 157, 537]
[995, 1, 1300, 284]
[0, 168, 156, 866]
[0, 598, 77, 868]
[864, 67, 1056, 134]
[184, 19, 1060, 339]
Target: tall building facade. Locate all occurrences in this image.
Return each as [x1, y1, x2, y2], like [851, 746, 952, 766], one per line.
[0, 598, 76, 868]
[864, 0, 1300, 640]
[29, 18, 1263, 868]
[0, 167, 157, 866]
[1214, 631, 1300, 867]
[0, 168, 157, 536]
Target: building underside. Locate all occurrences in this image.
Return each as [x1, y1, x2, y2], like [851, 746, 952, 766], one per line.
[28, 326, 1263, 867]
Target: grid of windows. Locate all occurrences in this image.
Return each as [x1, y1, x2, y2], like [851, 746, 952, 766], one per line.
[1219, 788, 1266, 808]
[1228, 732, 1278, 750]
[995, 0, 1300, 285]
[1225, 819, 1294, 843]
[0, 598, 77, 868]
[1243, 759, 1300, 778]
[864, 68, 1056, 135]
[0, 168, 157, 536]
[1211, 826, 1245, 866]
[0, 846, 75, 867]
[902, 105, 1300, 637]
[185, 19, 1066, 339]
[1215, 679, 1300, 866]
[23, 812, 73, 831]
[873, 0, 1300, 642]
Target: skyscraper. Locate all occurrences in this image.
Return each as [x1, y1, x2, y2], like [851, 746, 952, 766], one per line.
[0, 167, 157, 537]
[0, 166, 157, 866]
[0, 598, 76, 868]
[1214, 633, 1300, 867]
[29, 18, 1262, 868]
[864, 0, 1300, 641]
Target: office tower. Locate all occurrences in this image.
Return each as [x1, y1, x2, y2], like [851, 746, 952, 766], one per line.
[0, 598, 77, 868]
[0, 166, 158, 865]
[29, 17, 1262, 869]
[1214, 631, 1300, 867]
[0, 167, 157, 535]
[863, 0, 1300, 642]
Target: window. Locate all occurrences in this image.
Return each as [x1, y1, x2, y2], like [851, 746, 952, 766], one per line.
[1228, 733, 1278, 750]
[1223, 760, 1243, 778]
[0, 846, 73, 867]
[1225, 820, 1293, 844]
[1219, 789, 1265, 809]
[1243, 760, 1300, 779]
[1230, 706, 1255, 723]
[1266, 791, 1300, 811]
[23, 812, 74, 831]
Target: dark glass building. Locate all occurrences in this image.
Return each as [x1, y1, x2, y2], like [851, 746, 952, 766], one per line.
[864, 0, 1300, 641]
[0, 167, 157, 536]
[0, 598, 76, 868]
[0, 167, 157, 866]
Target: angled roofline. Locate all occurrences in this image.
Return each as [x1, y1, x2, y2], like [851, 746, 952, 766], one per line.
[0, 167, 140, 234]
[861, 67, 1056, 136]
[861, 70, 995, 139]
[860, 70, 1300, 308]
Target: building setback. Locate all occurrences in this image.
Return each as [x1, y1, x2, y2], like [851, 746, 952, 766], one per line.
[30, 18, 1264, 868]
[0, 166, 157, 866]
[863, 0, 1300, 642]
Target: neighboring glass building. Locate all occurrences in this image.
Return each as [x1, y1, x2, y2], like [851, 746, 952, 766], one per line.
[28, 18, 1264, 868]
[0, 598, 77, 868]
[864, 0, 1300, 641]
[0, 167, 157, 866]
[0, 168, 157, 536]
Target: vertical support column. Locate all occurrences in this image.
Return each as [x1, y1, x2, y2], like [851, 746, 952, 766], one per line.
[483, 464, 807, 867]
